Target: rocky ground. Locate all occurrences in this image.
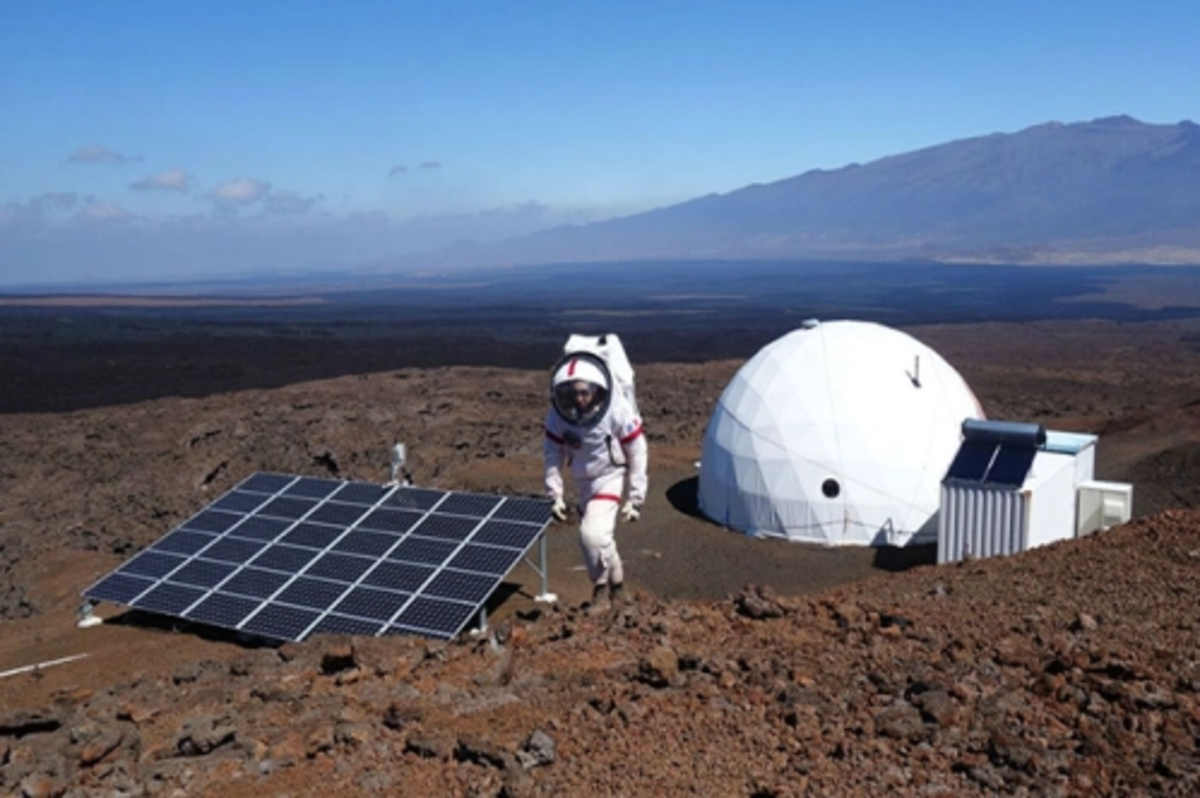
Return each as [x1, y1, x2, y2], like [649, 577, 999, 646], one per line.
[1, 318, 1199, 796]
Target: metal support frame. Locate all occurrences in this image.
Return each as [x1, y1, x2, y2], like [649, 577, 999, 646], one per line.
[470, 529, 556, 637]
[388, 457, 554, 638]
[526, 531, 557, 604]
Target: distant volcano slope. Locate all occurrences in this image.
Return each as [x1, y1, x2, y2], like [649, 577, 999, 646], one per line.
[439, 116, 1200, 267]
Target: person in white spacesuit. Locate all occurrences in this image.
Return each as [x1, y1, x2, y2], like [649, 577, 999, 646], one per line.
[543, 353, 648, 614]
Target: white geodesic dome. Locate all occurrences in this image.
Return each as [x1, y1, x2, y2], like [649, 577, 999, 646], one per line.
[697, 320, 983, 546]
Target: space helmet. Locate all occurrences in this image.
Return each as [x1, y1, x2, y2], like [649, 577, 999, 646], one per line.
[550, 352, 612, 427]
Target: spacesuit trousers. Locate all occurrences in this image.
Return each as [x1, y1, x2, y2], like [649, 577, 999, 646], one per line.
[576, 472, 624, 587]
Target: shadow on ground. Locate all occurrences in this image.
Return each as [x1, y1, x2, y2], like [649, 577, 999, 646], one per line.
[665, 476, 705, 520]
[666, 475, 937, 575]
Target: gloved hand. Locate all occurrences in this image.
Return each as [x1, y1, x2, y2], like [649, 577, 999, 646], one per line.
[551, 497, 568, 523]
[621, 500, 642, 523]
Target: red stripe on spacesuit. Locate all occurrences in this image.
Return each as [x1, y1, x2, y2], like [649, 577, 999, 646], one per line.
[619, 425, 644, 445]
[567, 358, 578, 376]
[590, 493, 622, 503]
[545, 429, 565, 444]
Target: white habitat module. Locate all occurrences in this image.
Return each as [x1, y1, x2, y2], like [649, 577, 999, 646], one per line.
[698, 319, 983, 546]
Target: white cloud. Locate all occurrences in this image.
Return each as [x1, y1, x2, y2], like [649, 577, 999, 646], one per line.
[0, 192, 80, 225]
[131, 170, 191, 192]
[263, 190, 323, 215]
[2, 193, 139, 231]
[67, 146, 140, 165]
[387, 165, 408, 178]
[206, 178, 272, 207]
[202, 179, 322, 216]
[79, 201, 132, 222]
[418, 161, 442, 170]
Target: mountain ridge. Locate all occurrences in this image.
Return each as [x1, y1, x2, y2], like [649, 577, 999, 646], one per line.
[410, 116, 1200, 269]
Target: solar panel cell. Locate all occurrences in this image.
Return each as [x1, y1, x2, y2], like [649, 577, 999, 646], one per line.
[242, 603, 321, 640]
[361, 560, 435, 592]
[305, 552, 374, 581]
[310, 614, 384, 637]
[390, 596, 477, 638]
[169, 558, 237, 588]
[332, 586, 411, 621]
[239, 472, 294, 494]
[213, 491, 270, 513]
[473, 520, 542, 549]
[203, 537, 267, 564]
[121, 551, 186, 579]
[357, 507, 423, 534]
[221, 567, 290, 599]
[134, 582, 206, 615]
[411, 514, 479, 542]
[308, 502, 370, 527]
[283, 477, 343, 499]
[227, 516, 291, 541]
[331, 530, 401, 557]
[151, 529, 218, 556]
[332, 482, 391, 505]
[448, 544, 523, 575]
[387, 536, 458, 566]
[251, 544, 321, 572]
[491, 496, 554, 524]
[425, 569, 496, 604]
[85, 572, 155, 603]
[258, 496, 318, 521]
[437, 492, 502, 517]
[183, 509, 243, 534]
[383, 487, 443, 511]
[281, 521, 343, 550]
[275, 576, 349, 609]
[186, 593, 260, 628]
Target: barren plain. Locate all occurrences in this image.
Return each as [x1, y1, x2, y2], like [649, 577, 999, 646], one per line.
[1, 284, 1199, 796]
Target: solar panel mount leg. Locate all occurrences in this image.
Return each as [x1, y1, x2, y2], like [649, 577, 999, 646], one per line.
[528, 533, 557, 604]
[77, 600, 103, 629]
[468, 603, 489, 637]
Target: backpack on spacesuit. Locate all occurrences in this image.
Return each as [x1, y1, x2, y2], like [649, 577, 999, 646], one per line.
[561, 333, 640, 417]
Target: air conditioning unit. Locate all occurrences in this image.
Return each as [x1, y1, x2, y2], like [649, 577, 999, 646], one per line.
[1076, 480, 1133, 537]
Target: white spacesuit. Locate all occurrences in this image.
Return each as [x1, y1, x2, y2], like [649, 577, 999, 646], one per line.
[543, 353, 648, 612]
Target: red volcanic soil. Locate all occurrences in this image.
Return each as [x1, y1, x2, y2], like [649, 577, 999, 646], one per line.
[1, 319, 1199, 796]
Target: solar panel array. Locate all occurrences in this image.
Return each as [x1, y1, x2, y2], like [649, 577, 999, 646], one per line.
[944, 439, 1038, 489]
[82, 472, 552, 642]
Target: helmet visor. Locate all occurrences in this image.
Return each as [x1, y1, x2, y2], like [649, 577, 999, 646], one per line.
[553, 380, 607, 425]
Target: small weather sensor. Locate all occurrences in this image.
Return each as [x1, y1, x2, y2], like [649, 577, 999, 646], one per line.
[388, 442, 412, 486]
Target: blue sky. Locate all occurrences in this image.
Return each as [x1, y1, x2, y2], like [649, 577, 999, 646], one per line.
[2, 0, 1197, 287]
